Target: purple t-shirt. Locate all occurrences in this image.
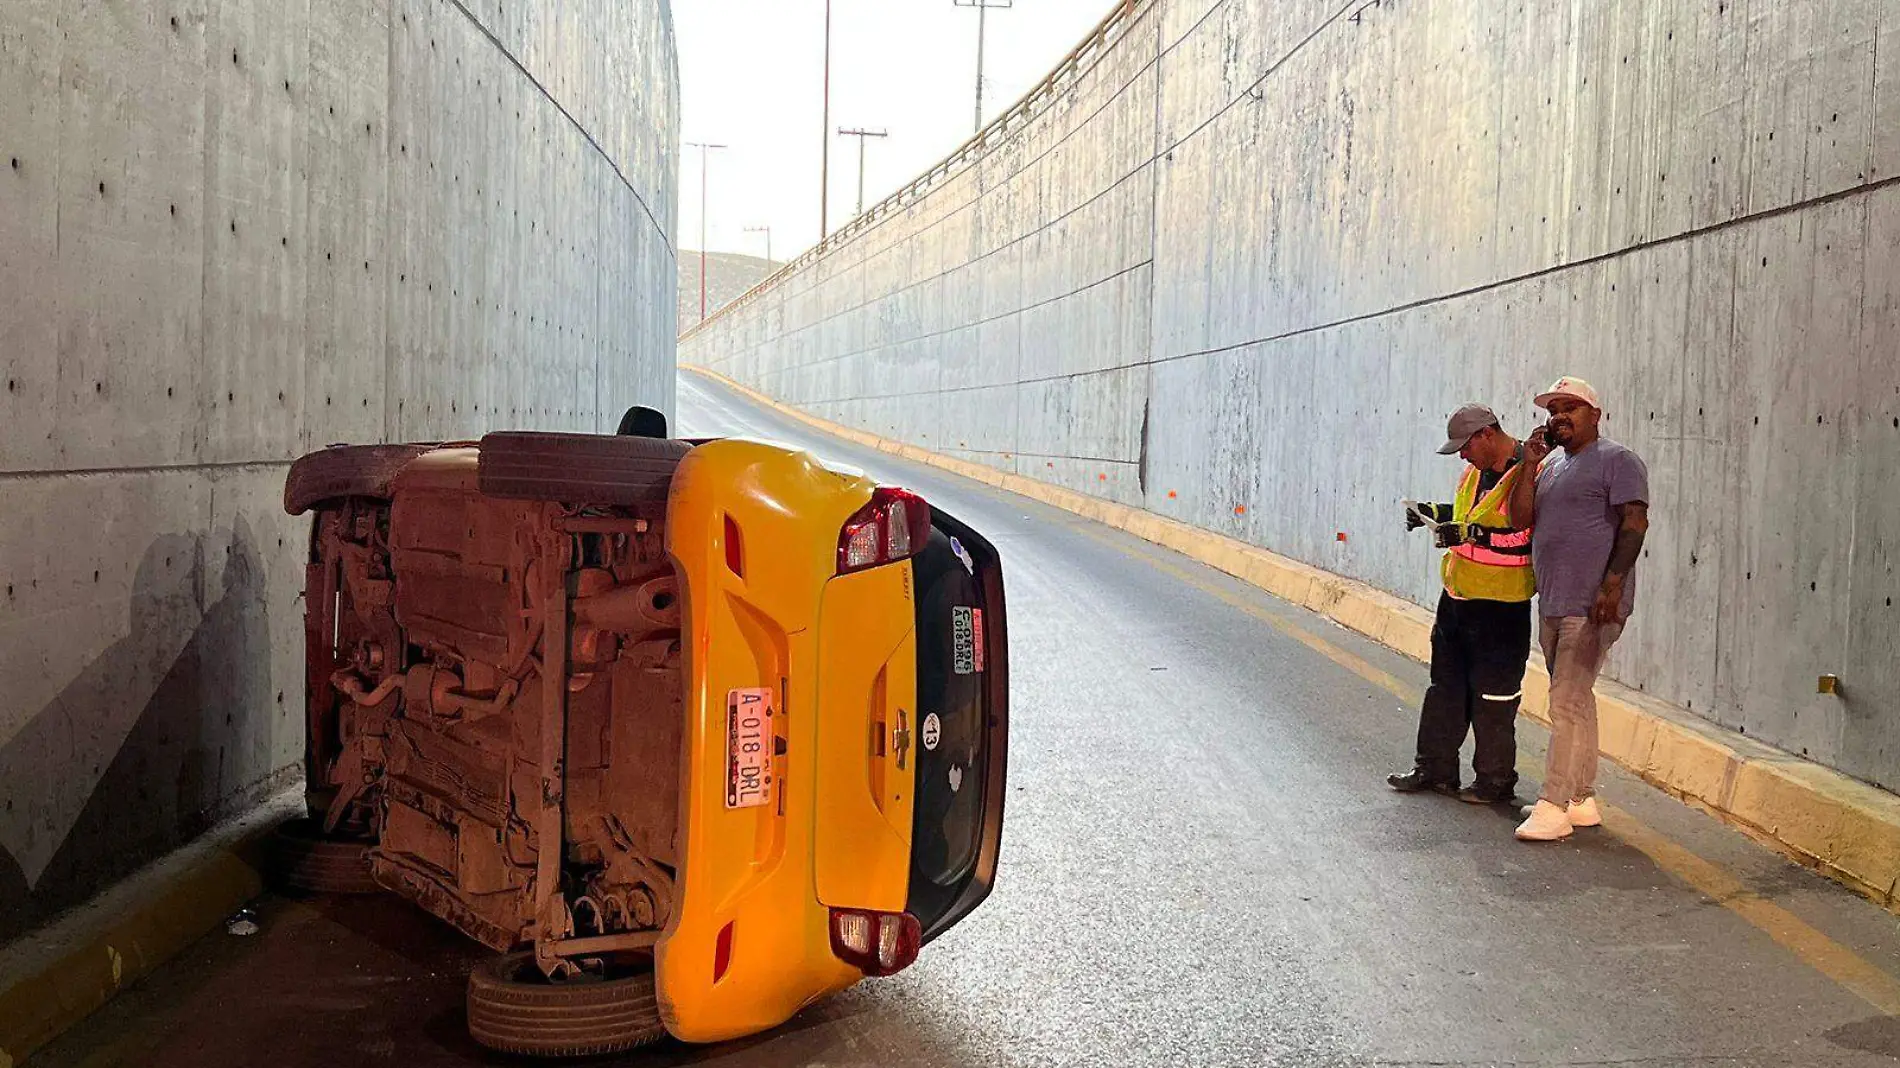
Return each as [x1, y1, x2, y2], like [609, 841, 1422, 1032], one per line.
[1531, 437, 1649, 620]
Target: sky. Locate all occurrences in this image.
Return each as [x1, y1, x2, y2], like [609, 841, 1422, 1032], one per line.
[671, 0, 1115, 262]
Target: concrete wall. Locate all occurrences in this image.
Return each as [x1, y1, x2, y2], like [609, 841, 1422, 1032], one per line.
[681, 0, 1900, 793]
[0, 0, 678, 938]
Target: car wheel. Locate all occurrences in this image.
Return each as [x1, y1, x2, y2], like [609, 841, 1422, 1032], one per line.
[466, 951, 666, 1058]
[267, 817, 381, 895]
[284, 443, 438, 515]
[476, 431, 692, 511]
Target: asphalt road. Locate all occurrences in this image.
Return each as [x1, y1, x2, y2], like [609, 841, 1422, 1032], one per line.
[30, 371, 1900, 1068]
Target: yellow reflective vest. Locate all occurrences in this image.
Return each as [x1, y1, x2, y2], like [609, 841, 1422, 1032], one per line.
[1441, 461, 1535, 603]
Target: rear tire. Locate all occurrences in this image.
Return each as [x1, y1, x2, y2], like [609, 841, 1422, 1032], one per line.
[268, 817, 381, 895]
[476, 431, 690, 510]
[466, 951, 666, 1058]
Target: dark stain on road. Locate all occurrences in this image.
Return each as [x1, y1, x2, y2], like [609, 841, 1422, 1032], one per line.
[1826, 1015, 1900, 1061]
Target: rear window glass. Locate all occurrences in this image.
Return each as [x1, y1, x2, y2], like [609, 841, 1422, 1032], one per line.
[907, 526, 989, 927]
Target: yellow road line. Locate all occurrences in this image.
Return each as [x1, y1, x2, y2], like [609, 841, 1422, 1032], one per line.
[1605, 811, 1900, 1015]
[1065, 518, 1900, 1018]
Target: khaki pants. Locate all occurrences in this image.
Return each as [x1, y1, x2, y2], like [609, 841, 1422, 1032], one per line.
[1538, 616, 1623, 805]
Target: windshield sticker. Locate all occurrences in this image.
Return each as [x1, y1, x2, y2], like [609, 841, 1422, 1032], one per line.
[953, 606, 978, 674]
[922, 712, 942, 751]
[950, 536, 976, 574]
[948, 765, 964, 793]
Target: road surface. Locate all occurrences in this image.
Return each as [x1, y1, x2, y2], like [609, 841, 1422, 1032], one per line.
[29, 371, 1900, 1067]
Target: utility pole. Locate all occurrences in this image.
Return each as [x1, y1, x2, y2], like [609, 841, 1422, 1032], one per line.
[836, 127, 888, 217]
[954, 0, 1013, 134]
[819, 0, 833, 241]
[685, 141, 726, 322]
[744, 225, 773, 264]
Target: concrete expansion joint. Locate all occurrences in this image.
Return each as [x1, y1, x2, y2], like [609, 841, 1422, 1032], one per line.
[1715, 754, 1743, 810]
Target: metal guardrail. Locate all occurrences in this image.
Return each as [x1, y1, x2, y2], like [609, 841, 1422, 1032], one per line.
[678, 0, 1149, 342]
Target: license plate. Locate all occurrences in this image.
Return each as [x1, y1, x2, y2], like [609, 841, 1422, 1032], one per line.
[725, 688, 775, 809]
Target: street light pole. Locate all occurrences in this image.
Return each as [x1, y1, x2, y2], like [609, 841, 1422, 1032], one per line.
[954, 0, 1013, 134]
[744, 225, 773, 264]
[837, 127, 888, 217]
[820, 0, 833, 242]
[977, 0, 986, 132]
[685, 141, 726, 322]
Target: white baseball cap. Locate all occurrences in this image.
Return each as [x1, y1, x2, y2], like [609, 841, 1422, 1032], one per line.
[1534, 375, 1602, 410]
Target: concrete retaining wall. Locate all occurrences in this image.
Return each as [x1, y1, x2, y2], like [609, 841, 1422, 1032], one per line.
[0, 0, 678, 938]
[680, 0, 1900, 793]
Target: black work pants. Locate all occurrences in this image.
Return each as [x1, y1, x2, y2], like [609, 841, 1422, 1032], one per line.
[1412, 590, 1532, 790]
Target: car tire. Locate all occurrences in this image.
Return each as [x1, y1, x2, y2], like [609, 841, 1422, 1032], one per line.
[466, 952, 666, 1058]
[284, 443, 438, 515]
[476, 431, 691, 511]
[268, 817, 381, 895]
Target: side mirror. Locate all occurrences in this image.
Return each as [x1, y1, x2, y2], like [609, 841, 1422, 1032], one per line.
[615, 405, 669, 438]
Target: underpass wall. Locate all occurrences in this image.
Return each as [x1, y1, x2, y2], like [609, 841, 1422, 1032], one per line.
[681, 0, 1900, 793]
[0, 0, 678, 937]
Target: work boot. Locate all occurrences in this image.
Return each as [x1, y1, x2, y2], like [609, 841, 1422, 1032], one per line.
[1514, 799, 1573, 841]
[1457, 782, 1516, 805]
[1386, 769, 1458, 797]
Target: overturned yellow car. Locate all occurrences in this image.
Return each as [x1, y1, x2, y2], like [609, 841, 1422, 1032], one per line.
[279, 411, 1009, 1056]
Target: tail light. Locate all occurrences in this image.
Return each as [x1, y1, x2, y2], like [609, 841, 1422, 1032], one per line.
[837, 488, 931, 574]
[828, 908, 922, 977]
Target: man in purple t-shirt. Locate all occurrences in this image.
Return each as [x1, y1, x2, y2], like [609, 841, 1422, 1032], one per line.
[1507, 376, 1651, 842]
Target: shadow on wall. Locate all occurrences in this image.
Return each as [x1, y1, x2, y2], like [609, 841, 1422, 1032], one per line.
[0, 518, 289, 942]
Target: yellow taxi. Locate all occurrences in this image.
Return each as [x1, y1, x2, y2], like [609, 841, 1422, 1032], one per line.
[280, 407, 1008, 1056]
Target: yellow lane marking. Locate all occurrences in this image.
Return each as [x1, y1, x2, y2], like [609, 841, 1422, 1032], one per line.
[1604, 811, 1900, 1016]
[1063, 519, 1900, 1017]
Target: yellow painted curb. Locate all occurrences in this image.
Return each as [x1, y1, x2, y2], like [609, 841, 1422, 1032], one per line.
[686, 365, 1900, 914]
[0, 791, 297, 1066]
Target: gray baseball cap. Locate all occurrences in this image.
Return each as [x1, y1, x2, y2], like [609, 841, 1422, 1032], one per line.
[1438, 403, 1500, 455]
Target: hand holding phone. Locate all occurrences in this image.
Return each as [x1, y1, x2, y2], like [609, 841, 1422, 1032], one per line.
[1527, 422, 1554, 462]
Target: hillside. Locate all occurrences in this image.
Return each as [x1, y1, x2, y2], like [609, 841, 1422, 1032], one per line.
[677, 250, 782, 333]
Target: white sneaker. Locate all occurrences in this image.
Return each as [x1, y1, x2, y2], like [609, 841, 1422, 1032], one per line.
[1515, 799, 1574, 841]
[1517, 798, 1602, 825]
[1567, 797, 1602, 828]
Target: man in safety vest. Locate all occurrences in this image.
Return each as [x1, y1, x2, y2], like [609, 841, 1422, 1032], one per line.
[1386, 403, 1535, 805]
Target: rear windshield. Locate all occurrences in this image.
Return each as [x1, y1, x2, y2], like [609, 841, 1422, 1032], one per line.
[906, 524, 992, 929]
